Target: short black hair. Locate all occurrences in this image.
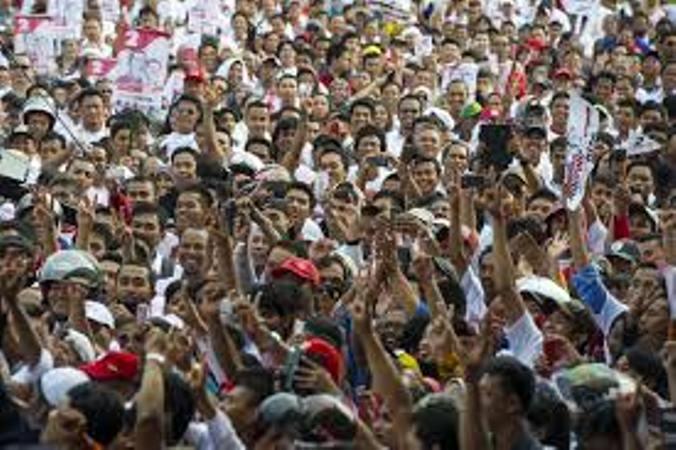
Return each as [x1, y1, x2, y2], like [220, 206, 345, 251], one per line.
[77, 87, 104, 104]
[132, 202, 167, 228]
[68, 383, 125, 446]
[170, 146, 200, 164]
[258, 280, 305, 318]
[576, 400, 621, 446]
[411, 154, 441, 174]
[245, 137, 272, 153]
[41, 130, 66, 148]
[178, 182, 214, 208]
[527, 188, 559, 206]
[233, 366, 275, 405]
[286, 181, 316, 208]
[318, 145, 349, 170]
[482, 356, 535, 413]
[411, 394, 460, 450]
[350, 97, 376, 117]
[354, 124, 386, 153]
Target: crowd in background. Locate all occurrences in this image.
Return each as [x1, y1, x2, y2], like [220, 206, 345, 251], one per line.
[2, 0, 676, 449]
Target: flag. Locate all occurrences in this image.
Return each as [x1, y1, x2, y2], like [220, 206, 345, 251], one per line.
[563, 92, 599, 210]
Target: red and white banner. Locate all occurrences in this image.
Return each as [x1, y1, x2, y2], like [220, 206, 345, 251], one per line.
[13, 15, 57, 75]
[564, 92, 600, 210]
[49, 0, 85, 40]
[187, 0, 221, 36]
[110, 28, 171, 118]
[86, 57, 118, 80]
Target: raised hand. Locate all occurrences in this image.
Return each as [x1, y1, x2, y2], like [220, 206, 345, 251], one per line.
[203, 83, 221, 110]
[76, 197, 95, 230]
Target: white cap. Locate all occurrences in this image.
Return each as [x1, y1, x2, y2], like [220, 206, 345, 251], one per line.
[40, 367, 89, 407]
[85, 300, 115, 329]
[516, 275, 572, 308]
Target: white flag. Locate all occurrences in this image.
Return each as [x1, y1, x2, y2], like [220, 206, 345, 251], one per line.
[564, 92, 600, 211]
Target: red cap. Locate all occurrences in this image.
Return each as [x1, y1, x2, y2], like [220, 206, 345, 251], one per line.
[526, 37, 547, 52]
[271, 257, 320, 286]
[185, 67, 206, 83]
[80, 351, 139, 382]
[302, 337, 343, 383]
[553, 68, 572, 79]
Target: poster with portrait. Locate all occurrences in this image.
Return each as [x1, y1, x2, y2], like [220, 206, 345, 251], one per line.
[110, 28, 171, 118]
[187, 0, 221, 36]
[13, 15, 58, 75]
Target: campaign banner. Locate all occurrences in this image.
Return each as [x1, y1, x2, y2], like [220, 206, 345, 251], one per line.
[86, 57, 118, 80]
[110, 28, 171, 118]
[564, 92, 600, 210]
[13, 15, 57, 75]
[187, 0, 221, 36]
[48, 0, 84, 40]
[561, 0, 600, 16]
[99, 0, 121, 25]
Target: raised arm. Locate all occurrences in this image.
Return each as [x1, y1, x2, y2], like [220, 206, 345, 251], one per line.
[3, 276, 41, 366]
[213, 211, 242, 296]
[490, 188, 527, 324]
[202, 84, 227, 161]
[568, 207, 590, 269]
[135, 329, 166, 450]
[280, 115, 307, 173]
[351, 286, 414, 448]
[448, 184, 468, 273]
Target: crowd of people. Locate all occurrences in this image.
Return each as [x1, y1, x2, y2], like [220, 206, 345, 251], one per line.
[2, 0, 676, 449]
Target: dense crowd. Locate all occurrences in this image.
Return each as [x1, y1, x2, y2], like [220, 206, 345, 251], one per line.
[3, 0, 676, 449]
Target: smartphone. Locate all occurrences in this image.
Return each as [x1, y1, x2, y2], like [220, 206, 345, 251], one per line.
[479, 124, 513, 170]
[367, 154, 390, 167]
[136, 303, 148, 324]
[461, 173, 485, 189]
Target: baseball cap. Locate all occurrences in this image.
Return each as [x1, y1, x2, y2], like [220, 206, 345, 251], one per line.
[606, 239, 641, 265]
[271, 257, 321, 287]
[517, 275, 573, 312]
[85, 300, 115, 329]
[80, 351, 139, 382]
[302, 337, 343, 384]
